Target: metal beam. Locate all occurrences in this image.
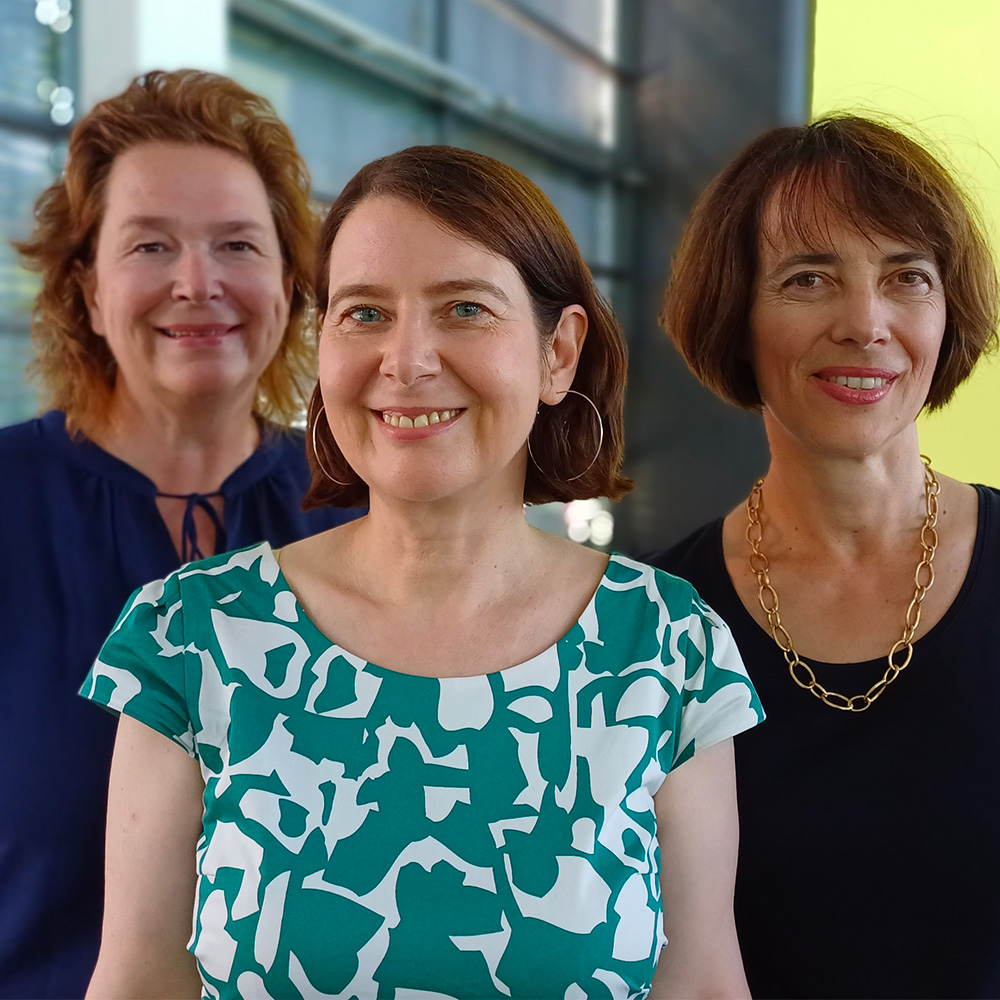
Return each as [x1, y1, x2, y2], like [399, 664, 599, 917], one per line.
[471, 0, 632, 79]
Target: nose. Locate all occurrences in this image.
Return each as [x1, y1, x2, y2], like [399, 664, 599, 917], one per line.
[831, 284, 891, 348]
[171, 247, 223, 303]
[378, 315, 442, 385]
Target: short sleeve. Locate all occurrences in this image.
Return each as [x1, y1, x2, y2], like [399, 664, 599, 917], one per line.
[664, 585, 764, 772]
[79, 571, 196, 757]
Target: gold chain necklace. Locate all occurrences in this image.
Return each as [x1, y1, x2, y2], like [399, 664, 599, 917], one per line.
[745, 455, 940, 712]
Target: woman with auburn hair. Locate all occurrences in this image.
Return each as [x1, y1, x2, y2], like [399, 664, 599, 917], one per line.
[648, 116, 1000, 998]
[83, 145, 763, 999]
[1, 70, 356, 997]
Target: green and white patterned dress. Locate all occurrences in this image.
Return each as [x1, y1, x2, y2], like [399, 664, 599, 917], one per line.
[82, 543, 763, 1000]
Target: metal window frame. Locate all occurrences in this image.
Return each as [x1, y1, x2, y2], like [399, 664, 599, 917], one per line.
[230, 0, 643, 183]
[473, 0, 631, 79]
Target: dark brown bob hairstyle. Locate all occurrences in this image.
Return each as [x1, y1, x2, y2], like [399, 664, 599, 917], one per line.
[304, 144, 631, 509]
[662, 115, 999, 411]
[16, 69, 317, 433]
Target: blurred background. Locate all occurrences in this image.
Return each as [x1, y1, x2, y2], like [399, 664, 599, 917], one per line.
[1, 0, 997, 553]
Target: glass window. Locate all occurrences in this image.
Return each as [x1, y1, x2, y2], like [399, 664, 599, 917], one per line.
[230, 18, 439, 198]
[447, 1, 616, 144]
[0, 0, 74, 425]
[0, 128, 60, 424]
[0, 0, 75, 123]
[515, 0, 617, 58]
[306, 0, 438, 55]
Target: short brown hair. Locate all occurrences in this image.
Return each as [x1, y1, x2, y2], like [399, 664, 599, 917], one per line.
[662, 115, 999, 411]
[16, 69, 317, 432]
[303, 145, 631, 509]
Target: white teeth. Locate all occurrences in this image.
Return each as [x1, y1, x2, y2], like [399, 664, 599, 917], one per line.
[826, 375, 886, 389]
[159, 329, 228, 338]
[381, 409, 459, 428]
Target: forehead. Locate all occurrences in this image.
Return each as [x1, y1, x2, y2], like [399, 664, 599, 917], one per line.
[328, 196, 525, 293]
[758, 169, 932, 260]
[101, 141, 273, 225]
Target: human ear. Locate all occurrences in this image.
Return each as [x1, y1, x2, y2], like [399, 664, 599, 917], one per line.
[539, 304, 588, 405]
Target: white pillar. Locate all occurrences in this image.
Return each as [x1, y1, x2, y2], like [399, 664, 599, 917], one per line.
[79, 0, 228, 112]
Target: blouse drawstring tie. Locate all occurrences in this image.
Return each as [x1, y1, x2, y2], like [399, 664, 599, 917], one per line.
[157, 492, 226, 562]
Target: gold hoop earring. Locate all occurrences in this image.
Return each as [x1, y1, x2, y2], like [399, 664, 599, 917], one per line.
[310, 404, 353, 486]
[527, 388, 604, 483]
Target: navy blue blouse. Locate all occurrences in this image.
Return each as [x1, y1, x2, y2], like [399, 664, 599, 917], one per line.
[0, 411, 359, 999]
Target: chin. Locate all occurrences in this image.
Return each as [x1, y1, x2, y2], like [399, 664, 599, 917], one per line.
[369, 467, 480, 505]
[806, 428, 907, 461]
[159, 368, 256, 400]
[381, 483, 463, 504]
[772, 408, 912, 462]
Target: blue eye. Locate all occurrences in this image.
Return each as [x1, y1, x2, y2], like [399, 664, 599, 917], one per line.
[454, 302, 481, 318]
[351, 307, 383, 323]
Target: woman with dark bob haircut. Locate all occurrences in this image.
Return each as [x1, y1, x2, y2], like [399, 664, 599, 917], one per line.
[649, 116, 1000, 998]
[84, 145, 763, 998]
[1, 70, 355, 998]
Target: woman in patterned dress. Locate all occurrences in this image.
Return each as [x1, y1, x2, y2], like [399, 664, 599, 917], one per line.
[647, 117, 1000, 998]
[84, 146, 763, 999]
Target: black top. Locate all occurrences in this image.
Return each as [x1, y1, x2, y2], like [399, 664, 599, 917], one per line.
[647, 484, 1000, 999]
[0, 412, 360, 999]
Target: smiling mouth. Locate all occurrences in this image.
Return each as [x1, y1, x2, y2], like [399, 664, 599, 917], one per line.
[157, 326, 238, 339]
[379, 408, 464, 429]
[817, 374, 893, 390]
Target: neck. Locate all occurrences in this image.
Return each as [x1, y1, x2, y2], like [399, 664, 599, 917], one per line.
[346, 484, 545, 607]
[88, 382, 261, 495]
[758, 414, 930, 558]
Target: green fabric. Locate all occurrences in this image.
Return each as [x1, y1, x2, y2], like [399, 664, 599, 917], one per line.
[82, 543, 763, 999]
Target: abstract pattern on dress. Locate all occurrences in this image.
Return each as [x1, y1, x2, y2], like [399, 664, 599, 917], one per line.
[83, 544, 763, 1000]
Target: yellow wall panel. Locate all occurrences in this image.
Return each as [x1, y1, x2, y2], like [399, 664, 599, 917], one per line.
[813, 0, 1000, 484]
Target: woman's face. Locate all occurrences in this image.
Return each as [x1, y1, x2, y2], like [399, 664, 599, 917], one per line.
[750, 195, 947, 460]
[318, 195, 583, 506]
[85, 141, 292, 413]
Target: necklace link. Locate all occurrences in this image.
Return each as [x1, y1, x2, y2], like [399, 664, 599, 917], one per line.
[746, 455, 939, 713]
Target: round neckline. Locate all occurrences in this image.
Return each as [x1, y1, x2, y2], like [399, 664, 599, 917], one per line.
[711, 484, 988, 669]
[261, 541, 619, 682]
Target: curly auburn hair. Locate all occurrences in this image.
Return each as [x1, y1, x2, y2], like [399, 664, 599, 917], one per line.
[663, 115, 999, 412]
[302, 145, 632, 509]
[15, 69, 318, 432]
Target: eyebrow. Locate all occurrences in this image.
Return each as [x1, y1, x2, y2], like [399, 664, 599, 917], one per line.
[119, 215, 268, 236]
[884, 251, 936, 266]
[424, 279, 512, 306]
[326, 283, 393, 307]
[768, 249, 936, 278]
[327, 278, 513, 308]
